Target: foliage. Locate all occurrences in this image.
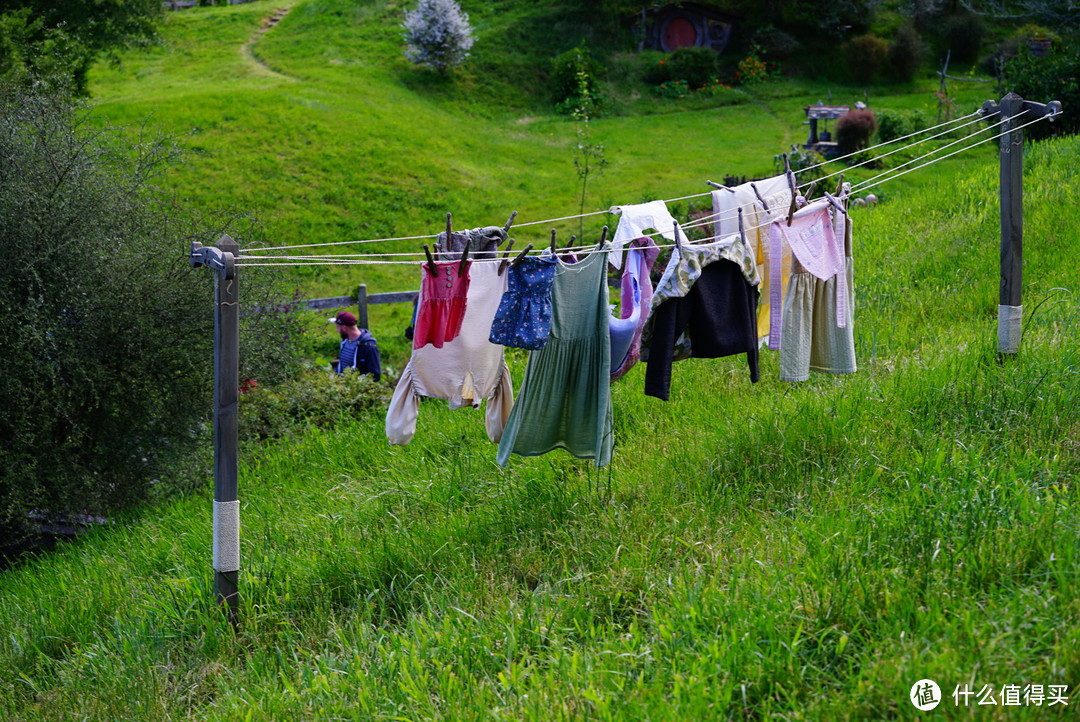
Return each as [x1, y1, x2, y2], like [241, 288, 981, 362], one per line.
[550, 41, 604, 114]
[887, 23, 928, 83]
[736, 53, 769, 86]
[845, 34, 889, 84]
[0, 81, 301, 546]
[1002, 39, 1080, 138]
[570, 61, 606, 238]
[835, 108, 878, 155]
[0, 0, 161, 93]
[654, 78, 690, 98]
[238, 367, 390, 444]
[874, 107, 928, 143]
[776, 146, 827, 183]
[941, 12, 987, 64]
[641, 51, 671, 86]
[401, 0, 474, 74]
[751, 24, 799, 60]
[666, 46, 718, 89]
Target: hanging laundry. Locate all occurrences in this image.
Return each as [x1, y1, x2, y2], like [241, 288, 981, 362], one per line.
[497, 244, 613, 468]
[767, 198, 847, 354]
[610, 200, 679, 270]
[644, 235, 760, 401]
[386, 261, 513, 445]
[609, 237, 660, 380]
[778, 186, 856, 382]
[435, 225, 507, 261]
[712, 175, 793, 344]
[488, 254, 559, 350]
[413, 259, 471, 349]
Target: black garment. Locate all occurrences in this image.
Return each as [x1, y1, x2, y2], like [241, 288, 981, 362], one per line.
[644, 258, 759, 401]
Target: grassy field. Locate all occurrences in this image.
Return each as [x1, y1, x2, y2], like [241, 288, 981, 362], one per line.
[3, 1, 1077, 718]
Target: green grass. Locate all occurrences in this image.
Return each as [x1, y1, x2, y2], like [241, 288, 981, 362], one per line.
[3, 2, 1076, 718]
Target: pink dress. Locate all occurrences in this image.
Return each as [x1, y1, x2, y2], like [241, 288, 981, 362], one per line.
[413, 259, 471, 349]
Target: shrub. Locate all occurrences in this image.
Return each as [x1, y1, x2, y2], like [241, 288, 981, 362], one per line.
[887, 24, 927, 83]
[752, 25, 799, 60]
[0, 81, 302, 546]
[401, 0, 474, 74]
[654, 79, 690, 99]
[550, 41, 604, 113]
[736, 54, 769, 86]
[941, 13, 986, 65]
[875, 108, 928, 143]
[667, 46, 718, 89]
[641, 51, 672, 86]
[836, 108, 878, 155]
[846, 34, 888, 84]
[1002, 39, 1079, 139]
[777, 147, 827, 184]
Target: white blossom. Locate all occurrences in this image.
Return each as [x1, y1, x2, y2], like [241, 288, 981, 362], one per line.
[402, 0, 475, 73]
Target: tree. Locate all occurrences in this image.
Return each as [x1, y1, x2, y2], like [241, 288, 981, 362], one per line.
[0, 81, 300, 546]
[0, 0, 162, 93]
[402, 0, 475, 74]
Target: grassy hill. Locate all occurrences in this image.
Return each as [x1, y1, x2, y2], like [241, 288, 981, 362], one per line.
[2, 1, 1076, 718]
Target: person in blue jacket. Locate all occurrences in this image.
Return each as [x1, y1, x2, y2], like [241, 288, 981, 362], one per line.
[329, 311, 381, 381]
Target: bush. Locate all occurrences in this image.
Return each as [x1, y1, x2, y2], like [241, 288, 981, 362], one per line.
[887, 24, 927, 83]
[736, 53, 769, 86]
[846, 34, 888, 84]
[239, 368, 391, 444]
[654, 79, 690, 99]
[836, 108, 878, 155]
[752, 25, 799, 60]
[641, 51, 672, 86]
[941, 13, 986, 65]
[1002, 39, 1079, 139]
[0, 81, 302, 546]
[401, 0, 474, 74]
[777, 147, 827, 184]
[875, 108, 928, 143]
[667, 46, 718, 89]
[550, 41, 604, 112]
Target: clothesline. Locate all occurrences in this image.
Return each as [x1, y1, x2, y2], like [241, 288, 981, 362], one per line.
[240, 108, 1000, 256]
[235, 112, 1032, 268]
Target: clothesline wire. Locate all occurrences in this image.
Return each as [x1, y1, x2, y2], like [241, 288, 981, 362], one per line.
[235, 107, 1055, 264]
[238, 108, 995, 255]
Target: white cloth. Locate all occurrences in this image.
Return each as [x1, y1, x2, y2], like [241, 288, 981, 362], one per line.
[610, 200, 678, 269]
[386, 261, 514, 445]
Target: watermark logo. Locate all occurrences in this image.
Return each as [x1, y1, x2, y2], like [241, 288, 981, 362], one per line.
[911, 679, 942, 711]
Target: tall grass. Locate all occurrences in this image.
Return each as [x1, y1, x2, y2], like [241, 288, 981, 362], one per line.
[1, 128, 1077, 717]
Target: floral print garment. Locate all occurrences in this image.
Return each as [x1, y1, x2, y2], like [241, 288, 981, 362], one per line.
[488, 255, 559, 350]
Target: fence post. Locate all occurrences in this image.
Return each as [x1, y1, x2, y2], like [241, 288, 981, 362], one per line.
[357, 283, 369, 330]
[213, 234, 240, 624]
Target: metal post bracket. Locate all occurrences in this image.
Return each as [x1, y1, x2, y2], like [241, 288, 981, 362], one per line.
[190, 241, 235, 280]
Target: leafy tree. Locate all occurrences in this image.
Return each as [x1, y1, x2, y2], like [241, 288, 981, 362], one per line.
[0, 81, 301, 547]
[402, 0, 475, 74]
[0, 0, 161, 93]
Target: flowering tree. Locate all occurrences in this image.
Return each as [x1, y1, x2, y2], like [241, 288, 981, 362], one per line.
[401, 0, 475, 74]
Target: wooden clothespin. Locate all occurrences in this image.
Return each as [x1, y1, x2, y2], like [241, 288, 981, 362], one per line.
[672, 221, 683, 253]
[786, 192, 798, 227]
[804, 181, 818, 203]
[550, 229, 557, 255]
[498, 238, 515, 275]
[738, 207, 746, 245]
[823, 191, 848, 216]
[782, 153, 797, 195]
[598, 225, 608, 245]
[834, 174, 845, 198]
[512, 243, 533, 267]
[751, 182, 769, 213]
[503, 210, 517, 233]
[423, 244, 437, 277]
[567, 234, 576, 252]
[458, 239, 471, 276]
[707, 180, 735, 193]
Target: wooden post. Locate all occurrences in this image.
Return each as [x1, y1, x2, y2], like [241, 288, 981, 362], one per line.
[997, 93, 1024, 355]
[213, 234, 240, 624]
[356, 283, 369, 330]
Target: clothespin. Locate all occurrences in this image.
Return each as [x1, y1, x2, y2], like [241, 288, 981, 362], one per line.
[498, 238, 515, 275]
[738, 207, 746, 245]
[823, 191, 848, 216]
[568, 234, 576, 252]
[599, 225, 608, 245]
[706, 180, 735, 193]
[423, 244, 437, 277]
[503, 210, 517, 233]
[512, 243, 533, 267]
[804, 181, 818, 203]
[835, 174, 845, 198]
[751, 182, 769, 213]
[672, 222, 683, 254]
[458, 239, 471, 276]
[782, 153, 797, 195]
[550, 229, 557, 255]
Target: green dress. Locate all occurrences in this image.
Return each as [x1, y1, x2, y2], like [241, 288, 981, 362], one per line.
[496, 245, 613, 468]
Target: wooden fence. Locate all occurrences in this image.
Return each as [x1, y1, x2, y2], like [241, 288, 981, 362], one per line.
[304, 284, 418, 329]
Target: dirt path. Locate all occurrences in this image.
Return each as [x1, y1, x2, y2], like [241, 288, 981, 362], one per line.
[241, 5, 296, 81]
